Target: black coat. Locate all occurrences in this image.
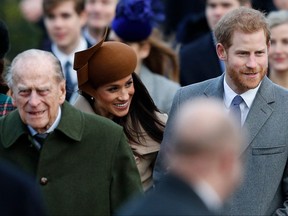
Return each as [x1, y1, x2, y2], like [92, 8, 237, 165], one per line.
[117, 174, 215, 216]
[0, 160, 46, 216]
[180, 33, 223, 86]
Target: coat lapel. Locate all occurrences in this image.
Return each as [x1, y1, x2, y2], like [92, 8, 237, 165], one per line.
[203, 75, 275, 154]
[56, 101, 84, 142]
[242, 77, 274, 153]
[1, 110, 29, 148]
[203, 74, 225, 99]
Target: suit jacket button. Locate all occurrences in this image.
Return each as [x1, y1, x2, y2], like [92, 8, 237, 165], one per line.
[40, 177, 48, 185]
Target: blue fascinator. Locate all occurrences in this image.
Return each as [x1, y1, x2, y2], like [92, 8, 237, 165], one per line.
[111, 0, 165, 42]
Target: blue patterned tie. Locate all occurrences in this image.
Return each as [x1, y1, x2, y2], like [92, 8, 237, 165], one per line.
[65, 61, 73, 101]
[33, 133, 48, 150]
[230, 95, 243, 125]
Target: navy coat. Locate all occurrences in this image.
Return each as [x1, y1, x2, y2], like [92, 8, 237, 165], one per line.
[180, 33, 223, 86]
[117, 174, 215, 216]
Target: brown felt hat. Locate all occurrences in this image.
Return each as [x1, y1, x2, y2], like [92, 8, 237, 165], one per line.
[73, 28, 137, 98]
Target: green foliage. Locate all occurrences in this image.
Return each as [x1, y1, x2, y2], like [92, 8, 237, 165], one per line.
[0, 0, 43, 61]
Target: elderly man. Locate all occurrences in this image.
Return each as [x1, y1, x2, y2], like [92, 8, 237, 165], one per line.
[154, 7, 288, 215]
[117, 98, 243, 215]
[0, 49, 142, 215]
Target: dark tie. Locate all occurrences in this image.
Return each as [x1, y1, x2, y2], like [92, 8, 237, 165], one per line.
[230, 95, 243, 125]
[65, 61, 73, 101]
[33, 133, 48, 150]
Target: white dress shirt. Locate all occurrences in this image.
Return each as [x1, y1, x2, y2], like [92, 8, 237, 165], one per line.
[51, 37, 88, 104]
[83, 26, 97, 45]
[192, 180, 222, 211]
[223, 76, 260, 126]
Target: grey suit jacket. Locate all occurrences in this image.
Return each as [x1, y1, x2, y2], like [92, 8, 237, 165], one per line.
[139, 65, 180, 114]
[154, 74, 288, 215]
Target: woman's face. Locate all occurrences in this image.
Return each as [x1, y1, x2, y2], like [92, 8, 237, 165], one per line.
[269, 23, 288, 73]
[93, 74, 134, 119]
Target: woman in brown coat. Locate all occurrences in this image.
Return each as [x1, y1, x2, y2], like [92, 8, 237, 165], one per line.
[73, 29, 166, 191]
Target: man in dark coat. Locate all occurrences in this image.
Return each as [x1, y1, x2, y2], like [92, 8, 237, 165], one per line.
[179, 0, 251, 86]
[0, 49, 142, 216]
[117, 98, 242, 216]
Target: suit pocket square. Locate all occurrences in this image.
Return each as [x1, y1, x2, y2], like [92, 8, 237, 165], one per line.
[252, 146, 286, 155]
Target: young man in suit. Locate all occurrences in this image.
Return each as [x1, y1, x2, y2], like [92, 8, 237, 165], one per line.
[42, 0, 91, 103]
[179, 0, 251, 86]
[154, 7, 288, 215]
[0, 49, 142, 215]
[117, 98, 243, 215]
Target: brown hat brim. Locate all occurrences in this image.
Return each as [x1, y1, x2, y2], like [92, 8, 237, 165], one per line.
[73, 27, 137, 97]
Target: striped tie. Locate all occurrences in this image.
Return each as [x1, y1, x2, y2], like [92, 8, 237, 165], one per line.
[65, 61, 73, 101]
[33, 133, 48, 150]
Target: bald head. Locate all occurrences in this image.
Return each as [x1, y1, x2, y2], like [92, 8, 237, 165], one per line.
[6, 49, 64, 88]
[169, 97, 241, 156]
[167, 97, 243, 202]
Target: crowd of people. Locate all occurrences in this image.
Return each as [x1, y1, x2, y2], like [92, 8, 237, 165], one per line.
[1, 0, 288, 215]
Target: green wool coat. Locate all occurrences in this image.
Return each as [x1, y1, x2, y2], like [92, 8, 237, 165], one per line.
[0, 102, 142, 216]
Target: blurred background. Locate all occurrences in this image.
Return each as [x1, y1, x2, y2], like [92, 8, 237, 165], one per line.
[1, 0, 43, 61]
[0, 0, 278, 62]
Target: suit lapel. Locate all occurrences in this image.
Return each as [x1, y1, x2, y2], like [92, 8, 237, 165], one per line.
[203, 74, 225, 99]
[242, 77, 274, 153]
[203, 75, 275, 154]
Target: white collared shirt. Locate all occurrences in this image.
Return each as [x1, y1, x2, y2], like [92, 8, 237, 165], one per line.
[223, 75, 260, 126]
[192, 180, 222, 211]
[51, 36, 88, 92]
[83, 26, 97, 45]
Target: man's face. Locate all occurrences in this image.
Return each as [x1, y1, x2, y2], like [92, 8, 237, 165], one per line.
[44, 1, 86, 53]
[269, 23, 288, 73]
[217, 30, 269, 94]
[206, 0, 241, 30]
[11, 58, 66, 133]
[85, 0, 117, 30]
[273, 0, 288, 10]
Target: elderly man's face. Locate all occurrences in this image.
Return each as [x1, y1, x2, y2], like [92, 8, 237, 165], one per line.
[11, 58, 66, 133]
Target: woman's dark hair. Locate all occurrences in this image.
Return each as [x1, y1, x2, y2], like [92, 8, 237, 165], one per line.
[82, 72, 165, 145]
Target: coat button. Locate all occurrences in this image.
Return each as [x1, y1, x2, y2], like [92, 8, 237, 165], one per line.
[40, 177, 48, 185]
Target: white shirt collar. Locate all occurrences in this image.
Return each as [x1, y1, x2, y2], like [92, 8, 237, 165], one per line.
[192, 180, 222, 211]
[223, 75, 260, 109]
[51, 36, 88, 65]
[28, 106, 62, 135]
[83, 26, 97, 45]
